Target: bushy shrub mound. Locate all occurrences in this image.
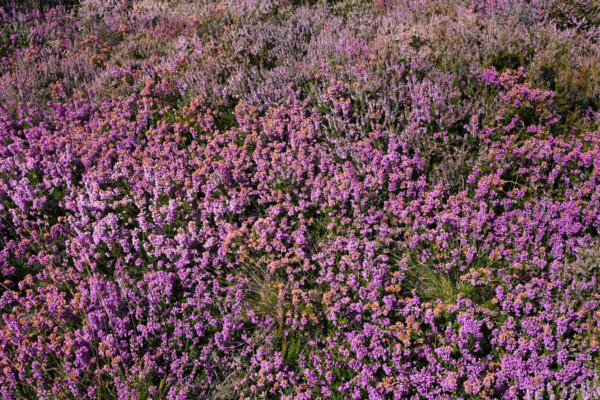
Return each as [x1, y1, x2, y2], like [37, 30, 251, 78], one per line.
[2, 0, 600, 399]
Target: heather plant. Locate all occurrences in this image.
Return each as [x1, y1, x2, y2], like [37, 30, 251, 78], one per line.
[2, 0, 600, 399]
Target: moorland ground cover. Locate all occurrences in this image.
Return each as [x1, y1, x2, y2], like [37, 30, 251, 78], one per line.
[3, 0, 600, 399]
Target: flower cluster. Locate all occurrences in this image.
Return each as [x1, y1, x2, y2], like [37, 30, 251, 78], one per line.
[2, 0, 600, 399]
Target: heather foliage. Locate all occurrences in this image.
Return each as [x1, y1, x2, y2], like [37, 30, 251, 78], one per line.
[2, 0, 600, 399]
